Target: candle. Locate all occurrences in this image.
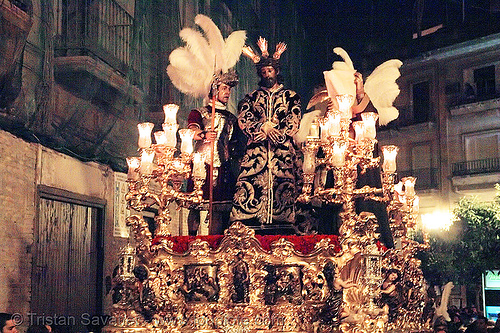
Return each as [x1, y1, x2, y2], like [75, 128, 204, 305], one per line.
[400, 196, 408, 210]
[382, 145, 398, 173]
[308, 119, 320, 139]
[352, 121, 365, 141]
[154, 131, 168, 145]
[162, 123, 178, 148]
[320, 118, 330, 141]
[137, 123, 154, 148]
[303, 149, 316, 174]
[172, 159, 183, 171]
[404, 177, 416, 197]
[328, 112, 341, 137]
[336, 94, 354, 119]
[412, 195, 420, 212]
[361, 112, 378, 139]
[331, 141, 346, 167]
[179, 129, 195, 154]
[192, 153, 206, 178]
[394, 181, 404, 202]
[126, 157, 140, 180]
[140, 149, 155, 175]
[163, 104, 179, 125]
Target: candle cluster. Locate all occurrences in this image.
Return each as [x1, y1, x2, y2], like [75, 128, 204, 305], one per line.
[298, 94, 413, 215]
[303, 96, 391, 172]
[126, 104, 205, 181]
[124, 104, 208, 237]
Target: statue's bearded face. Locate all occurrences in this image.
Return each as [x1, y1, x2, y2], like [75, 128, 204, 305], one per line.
[259, 66, 278, 88]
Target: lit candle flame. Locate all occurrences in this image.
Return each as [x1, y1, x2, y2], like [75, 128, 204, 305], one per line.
[163, 104, 179, 125]
[137, 123, 154, 148]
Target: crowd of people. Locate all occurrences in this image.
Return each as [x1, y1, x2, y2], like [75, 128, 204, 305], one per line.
[1, 313, 51, 333]
[434, 307, 500, 333]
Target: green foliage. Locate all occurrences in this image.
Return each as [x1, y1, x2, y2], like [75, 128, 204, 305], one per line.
[421, 185, 500, 286]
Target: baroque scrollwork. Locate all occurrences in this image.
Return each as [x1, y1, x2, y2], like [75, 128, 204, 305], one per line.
[107, 216, 429, 333]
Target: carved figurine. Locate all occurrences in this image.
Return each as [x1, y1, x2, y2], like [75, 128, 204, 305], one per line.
[232, 251, 250, 303]
[318, 261, 356, 327]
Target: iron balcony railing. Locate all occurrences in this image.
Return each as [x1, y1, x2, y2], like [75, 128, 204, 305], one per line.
[54, 0, 139, 77]
[452, 157, 500, 176]
[398, 168, 439, 190]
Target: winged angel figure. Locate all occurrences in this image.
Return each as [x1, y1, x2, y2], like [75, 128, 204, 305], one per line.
[295, 47, 402, 143]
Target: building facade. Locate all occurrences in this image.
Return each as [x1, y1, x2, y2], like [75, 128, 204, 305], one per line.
[379, 32, 500, 229]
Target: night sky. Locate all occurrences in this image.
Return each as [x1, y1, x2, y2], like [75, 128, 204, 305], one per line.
[271, 0, 500, 100]
[298, 0, 498, 78]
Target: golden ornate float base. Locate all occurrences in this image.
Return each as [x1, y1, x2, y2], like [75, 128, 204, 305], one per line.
[103, 220, 429, 333]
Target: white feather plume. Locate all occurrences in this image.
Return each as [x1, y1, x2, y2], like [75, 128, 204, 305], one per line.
[194, 14, 225, 71]
[167, 14, 246, 98]
[364, 59, 403, 125]
[178, 28, 213, 70]
[324, 47, 357, 101]
[223, 30, 247, 71]
[333, 47, 355, 71]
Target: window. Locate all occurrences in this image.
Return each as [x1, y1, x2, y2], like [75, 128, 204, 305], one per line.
[411, 144, 432, 170]
[410, 143, 438, 189]
[474, 65, 496, 100]
[412, 81, 430, 123]
[464, 132, 500, 161]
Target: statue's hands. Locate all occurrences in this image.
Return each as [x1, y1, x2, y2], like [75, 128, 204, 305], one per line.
[261, 120, 276, 135]
[268, 128, 285, 145]
[253, 131, 267, 142]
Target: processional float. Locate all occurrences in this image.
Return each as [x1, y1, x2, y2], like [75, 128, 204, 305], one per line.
[103, 38, 431, 333]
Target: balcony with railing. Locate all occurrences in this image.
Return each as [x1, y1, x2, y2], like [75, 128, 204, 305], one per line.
[398, 168, 439, 191]
[452, 157, 500, 176]
[451, 157, 500, 191]
[53, 0, 143, 103]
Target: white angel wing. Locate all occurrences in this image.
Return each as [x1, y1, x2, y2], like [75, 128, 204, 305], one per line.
[294, 110, 322, 144]
[364, 59, 403, 125]
[434, 281, 454, 322]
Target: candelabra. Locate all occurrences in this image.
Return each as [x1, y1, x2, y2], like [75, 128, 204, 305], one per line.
[298, 95, 420, 245]
[125, 104, 207, 237]
[298, 94, 427, 331]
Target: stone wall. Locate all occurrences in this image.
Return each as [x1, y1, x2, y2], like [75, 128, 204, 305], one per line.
[0, 130, 37, 315]
[0, 128, 190, 318]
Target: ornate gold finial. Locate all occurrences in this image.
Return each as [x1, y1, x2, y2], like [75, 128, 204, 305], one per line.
[242, 45, 260, 63]
[243, 38, 287, 66]
[273, 42, 287, 60]
[257, 36, 269, 58]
